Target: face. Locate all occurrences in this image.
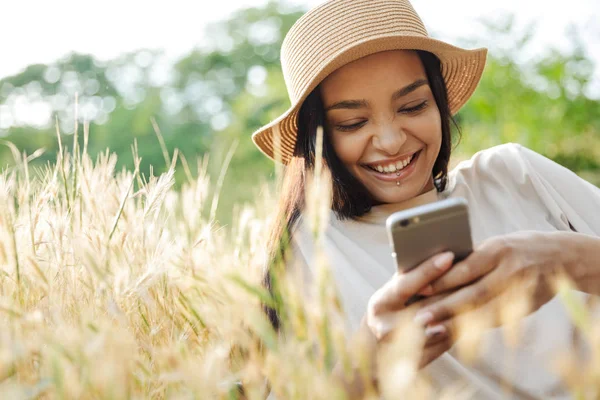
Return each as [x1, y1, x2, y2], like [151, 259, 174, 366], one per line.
[320, 50, 442, 205]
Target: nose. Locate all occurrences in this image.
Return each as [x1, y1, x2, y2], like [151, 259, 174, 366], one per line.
[371, 121, 407, 155]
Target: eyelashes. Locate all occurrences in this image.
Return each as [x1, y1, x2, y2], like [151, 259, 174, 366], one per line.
[401, 100, 428, 114]
[335, 101, 428, 132]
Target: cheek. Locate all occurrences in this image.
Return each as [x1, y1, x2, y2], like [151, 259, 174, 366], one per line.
[411, 109, 442, 146]
[329, 132, 368, 165]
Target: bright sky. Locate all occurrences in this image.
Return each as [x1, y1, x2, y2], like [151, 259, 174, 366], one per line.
[2, 0, 599, 94]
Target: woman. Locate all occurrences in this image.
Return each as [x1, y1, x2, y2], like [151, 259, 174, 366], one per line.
[252, 0, 600, 398]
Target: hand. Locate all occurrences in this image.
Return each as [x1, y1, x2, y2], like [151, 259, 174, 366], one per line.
[366, 251, 456, 368]
[414, 231, 572, 333]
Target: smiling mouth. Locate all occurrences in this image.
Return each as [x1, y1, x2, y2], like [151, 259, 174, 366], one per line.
[363, 150, 420, 175]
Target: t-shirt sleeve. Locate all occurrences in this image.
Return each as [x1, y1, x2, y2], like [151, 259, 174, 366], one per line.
[513, 143, 600, 236]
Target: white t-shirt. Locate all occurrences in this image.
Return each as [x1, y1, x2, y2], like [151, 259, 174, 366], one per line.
[289, 143, 600, 399]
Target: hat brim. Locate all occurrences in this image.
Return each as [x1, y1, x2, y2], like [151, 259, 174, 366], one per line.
[252, 35, 487, 164]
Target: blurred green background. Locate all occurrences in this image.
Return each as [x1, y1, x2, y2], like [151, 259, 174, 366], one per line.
[1, 2, 599, 224]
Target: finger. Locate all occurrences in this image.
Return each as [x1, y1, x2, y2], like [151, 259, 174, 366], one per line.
[423, 324, 448, 346]
[429, 246, 500, 294]
[416, 272, 499, 324]
[417, 284, 434, 296]
[372, 252, 455, 314]
[423, 318, 456, 347]
[368, 309, 402, 341]
[418, 337, 452, 369]
[405, 292, 449, 316]
[415, 292, 448, 308]
[402, 251, 455, 294]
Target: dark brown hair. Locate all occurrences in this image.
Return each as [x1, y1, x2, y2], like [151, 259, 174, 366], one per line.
[263, 50, 458, 330]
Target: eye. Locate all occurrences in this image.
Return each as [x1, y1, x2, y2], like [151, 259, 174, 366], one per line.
[398, 101, 428, 114]
[335, 120, 367, 132]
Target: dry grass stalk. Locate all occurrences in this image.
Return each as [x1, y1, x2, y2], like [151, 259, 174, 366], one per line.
[0, 125, 597, 399]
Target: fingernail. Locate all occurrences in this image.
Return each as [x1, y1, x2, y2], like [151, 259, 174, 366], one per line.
[425, 324, 446, 338]
[419, 284, 434, 296]
[413, 311, 434, 327]
[433, 252, 454, 270]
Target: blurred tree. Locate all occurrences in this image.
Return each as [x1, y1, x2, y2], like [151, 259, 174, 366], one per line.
[0, 3, 598, 224]
[454, 15, 600, 178]
[167, 2, 304, 215]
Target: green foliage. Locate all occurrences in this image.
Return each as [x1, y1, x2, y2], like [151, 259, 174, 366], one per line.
[453, 16, 600, 179]
[0, 4, 598, 222]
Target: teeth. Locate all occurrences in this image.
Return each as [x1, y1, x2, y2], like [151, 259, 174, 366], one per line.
[370, 153, 415, 174]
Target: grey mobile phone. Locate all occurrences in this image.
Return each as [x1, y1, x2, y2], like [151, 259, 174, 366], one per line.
[386, 197, 473, 273]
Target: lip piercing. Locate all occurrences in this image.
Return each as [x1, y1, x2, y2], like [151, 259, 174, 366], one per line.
[396, 181, 400, 186]
[396, 171, 401, 176]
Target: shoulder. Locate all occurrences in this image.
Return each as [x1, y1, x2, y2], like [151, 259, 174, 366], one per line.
[456, 142, 528, 170]
[444, 143, 560, 203]
[450, 143, 542, 186]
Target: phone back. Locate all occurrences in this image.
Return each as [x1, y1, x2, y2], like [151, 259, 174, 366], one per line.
[386, 197, 473, 272]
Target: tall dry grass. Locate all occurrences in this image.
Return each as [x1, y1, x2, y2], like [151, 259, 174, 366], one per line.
[0, 119, 357, 399]
[0, 121, 599, 399]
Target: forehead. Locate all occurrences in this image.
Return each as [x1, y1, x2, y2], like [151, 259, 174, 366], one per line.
[320, 50, 426, 99]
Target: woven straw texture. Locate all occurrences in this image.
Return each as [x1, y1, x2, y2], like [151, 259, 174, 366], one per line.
[252, 0, 488, 163]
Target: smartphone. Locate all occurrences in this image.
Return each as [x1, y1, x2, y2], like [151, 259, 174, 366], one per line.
[386, 197, 473, 273]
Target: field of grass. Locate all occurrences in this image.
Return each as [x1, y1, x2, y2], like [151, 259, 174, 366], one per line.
[0, 125, 599, 399]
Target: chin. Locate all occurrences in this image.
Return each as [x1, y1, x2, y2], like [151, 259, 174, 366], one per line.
[374, 187, 418, 204]
[365, 168, 435, 204]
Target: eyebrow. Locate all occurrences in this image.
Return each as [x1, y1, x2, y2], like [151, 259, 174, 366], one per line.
[324, 78, 429, 112]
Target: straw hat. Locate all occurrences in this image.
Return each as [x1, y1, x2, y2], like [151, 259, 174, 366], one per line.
[251, 0, 488, 164]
